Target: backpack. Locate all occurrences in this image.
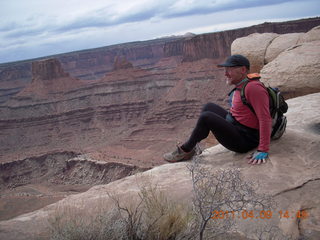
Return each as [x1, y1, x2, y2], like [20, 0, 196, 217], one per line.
[240, 74, 288, 140]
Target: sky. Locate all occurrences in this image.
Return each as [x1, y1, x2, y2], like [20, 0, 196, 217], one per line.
[0, 0, 319, 64]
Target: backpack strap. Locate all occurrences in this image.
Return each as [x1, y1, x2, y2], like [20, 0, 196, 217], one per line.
[227, 76, 254, 98]
[240, 80, 256, 114]
[240, 73, 263, 114]
[227, 87, 238, 97]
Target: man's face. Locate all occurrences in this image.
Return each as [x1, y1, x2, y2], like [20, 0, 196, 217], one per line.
[224, 66, 247, 85]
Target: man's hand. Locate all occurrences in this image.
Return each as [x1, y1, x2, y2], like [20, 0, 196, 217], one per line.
[247, 151, 268, 165]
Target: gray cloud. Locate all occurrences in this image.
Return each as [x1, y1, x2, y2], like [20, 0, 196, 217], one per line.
[162, 0, 300, 18]
[54, 0, 303, 34]
[4, 27, 46, 39]
[0, 0, 304, 39]
[54, 3, 165, 33]
[0, 0, 318, 63]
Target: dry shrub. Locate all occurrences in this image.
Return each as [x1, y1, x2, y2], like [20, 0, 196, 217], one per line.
[48, 199, 117, 240]
[187, 154, 274, 240]
[48, 180, 193, 240]
[108, 182, 194, 240]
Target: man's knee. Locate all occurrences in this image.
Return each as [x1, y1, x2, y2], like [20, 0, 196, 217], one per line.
[198, 111, 215, 124]
[202, 102, 219, 112]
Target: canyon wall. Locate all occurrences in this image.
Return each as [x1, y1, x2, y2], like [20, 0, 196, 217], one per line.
[0, 17, 320, 166]
[0, 56, 223, 166]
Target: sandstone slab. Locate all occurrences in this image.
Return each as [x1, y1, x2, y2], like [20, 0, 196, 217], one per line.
[261, 41, 320, 97]
[265, 33, 303, 63]
[231, 33, 278, 73]
[298, 25, 320, 44]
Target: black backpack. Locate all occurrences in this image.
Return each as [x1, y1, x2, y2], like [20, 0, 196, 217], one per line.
[240, 75, 288, 140]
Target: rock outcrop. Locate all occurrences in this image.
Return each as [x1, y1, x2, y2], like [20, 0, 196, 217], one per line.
[265, 33, 303, 63]
[298, 25, 320, 43]
[231, 33, 279, 73]
[32, 58, 69, 80]
[0, 92, 319, 240]
[261, 40, 320, 98]
[16, 58, 83, 98]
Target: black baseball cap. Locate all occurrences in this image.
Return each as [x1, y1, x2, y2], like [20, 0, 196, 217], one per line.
[217, 54, 250, 70]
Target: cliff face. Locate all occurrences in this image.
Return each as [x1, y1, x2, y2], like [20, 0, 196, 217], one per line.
[32, 58, 69, 80]
[58, 39, 170, 80]
[164, 17, 320, 62]
[0, 57, 224, 166]
[0, 63, 31, 104]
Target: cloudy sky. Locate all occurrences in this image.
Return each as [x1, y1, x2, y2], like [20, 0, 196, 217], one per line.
[0, 0, 319, 64]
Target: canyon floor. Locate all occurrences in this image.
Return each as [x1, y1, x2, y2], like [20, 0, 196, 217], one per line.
[0, 119, 218, 222]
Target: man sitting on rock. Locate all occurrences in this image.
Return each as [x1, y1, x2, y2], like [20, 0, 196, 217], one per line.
[163, 54, 271, 165]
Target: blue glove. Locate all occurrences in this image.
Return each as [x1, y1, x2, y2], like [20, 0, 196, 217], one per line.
[252, 151, 268, 160]
[248, 151, 268, 164]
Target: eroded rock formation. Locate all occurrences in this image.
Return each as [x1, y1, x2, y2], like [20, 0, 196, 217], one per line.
[16, 58, 83, 98]
[261, 40, 320, 98]
[0, 56, 225, 167]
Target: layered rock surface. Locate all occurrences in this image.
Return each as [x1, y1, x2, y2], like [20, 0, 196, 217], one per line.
[0, 56, 226, 167]
[0, 92, 319, 240]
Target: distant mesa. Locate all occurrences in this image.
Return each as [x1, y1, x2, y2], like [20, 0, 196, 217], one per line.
[17, 58, 82, 98]
[32, 58, 69, 80]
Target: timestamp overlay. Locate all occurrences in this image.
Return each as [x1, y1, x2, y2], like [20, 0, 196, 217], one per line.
[211, 210, 309, 220]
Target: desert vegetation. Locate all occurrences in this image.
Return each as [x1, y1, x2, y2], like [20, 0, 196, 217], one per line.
[48, 154, 295, 240]
[48, 179, 193, 240]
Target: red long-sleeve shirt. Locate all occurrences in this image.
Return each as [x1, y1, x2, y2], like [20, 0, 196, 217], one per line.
[230, 80, 272, 152]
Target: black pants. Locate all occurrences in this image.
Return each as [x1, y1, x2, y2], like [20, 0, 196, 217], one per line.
[181, 103, 259, 153]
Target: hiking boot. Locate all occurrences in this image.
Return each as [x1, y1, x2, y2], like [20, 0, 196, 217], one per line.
[163, 146, 196, 163]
